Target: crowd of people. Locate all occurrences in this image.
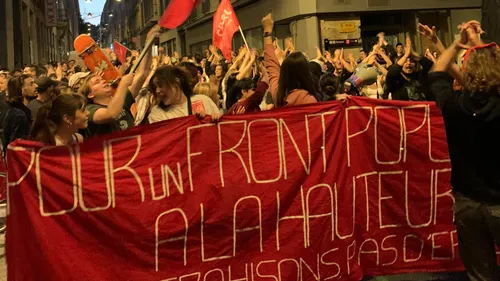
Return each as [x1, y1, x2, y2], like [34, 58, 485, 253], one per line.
[0, 14, 499, 281]
[0, 18, 451, 151]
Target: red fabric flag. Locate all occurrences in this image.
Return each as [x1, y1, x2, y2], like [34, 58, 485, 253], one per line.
[213, 0, 240, 61]
[159, 0, 201, 29]
[113, 41, 128, 64]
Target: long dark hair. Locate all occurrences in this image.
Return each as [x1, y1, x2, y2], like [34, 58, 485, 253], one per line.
[179, 62, 199, 90]
[276, 52, 316, 107]
[150, 66, 194, 109]
[224, 73, 239, 109]
[6, 75, 30, 105]
[319, 73, 341, 100]
[31, 93, 87, 145]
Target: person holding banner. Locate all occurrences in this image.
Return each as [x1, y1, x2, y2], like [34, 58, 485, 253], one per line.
[428, 21, 500, 281]
[226, 63, 270, 115]
[261, 14, 318, 107]
[148, 66, 220, 123]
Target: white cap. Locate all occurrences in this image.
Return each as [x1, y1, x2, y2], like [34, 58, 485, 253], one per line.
[68, 72, 91, 89]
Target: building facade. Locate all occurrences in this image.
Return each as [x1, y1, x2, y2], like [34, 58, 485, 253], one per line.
[0, 0, 80, 70]
[100, 0, 481, 58]
[161, 0, 481, 58]
[101, 0, 162, 52]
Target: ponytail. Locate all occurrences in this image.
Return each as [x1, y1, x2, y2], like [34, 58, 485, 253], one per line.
[30, 93, 87, 145]
[31, 102, 57, 145]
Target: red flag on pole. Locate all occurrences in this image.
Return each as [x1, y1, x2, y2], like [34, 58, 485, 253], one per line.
[159, 0, 201, 29]
[113, 41, 128, 64]
[213, 0, 240, 61]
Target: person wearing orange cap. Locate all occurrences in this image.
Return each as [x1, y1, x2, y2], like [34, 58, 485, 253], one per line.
[428, 22, 500, 281]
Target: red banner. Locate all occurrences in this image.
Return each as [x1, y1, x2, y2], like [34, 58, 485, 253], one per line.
[7, 98, 461, 281]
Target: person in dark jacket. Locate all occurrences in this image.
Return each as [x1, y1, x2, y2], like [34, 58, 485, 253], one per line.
[0, 76, 8, 141]
[428, 22, 500, 281]
[3, 75, 35, 153]
[385, 36, 433, 101]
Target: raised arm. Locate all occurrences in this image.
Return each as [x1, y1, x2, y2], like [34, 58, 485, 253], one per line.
[397, 36, 412, 66]
[129, 25, 161, 98]
[91, 74, 135, 124]
[418, 24, 445, 55]
[262, 13, 280, 102]
[374, 45, 393, 67]
[339, 49, 354, 73]
[432, 33, 467, 73]
[237, 50, 256, 80]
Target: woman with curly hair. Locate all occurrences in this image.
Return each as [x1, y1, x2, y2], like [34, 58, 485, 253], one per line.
[428, 21, 500, 281]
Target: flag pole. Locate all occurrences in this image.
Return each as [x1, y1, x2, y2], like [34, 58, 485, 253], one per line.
[130, 36, 156, 74]
[238, 26, 251, 52]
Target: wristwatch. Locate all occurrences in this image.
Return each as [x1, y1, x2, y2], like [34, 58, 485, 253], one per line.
[263, 32, 272, 38]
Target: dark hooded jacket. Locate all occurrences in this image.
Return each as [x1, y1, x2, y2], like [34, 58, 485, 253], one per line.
[429, 71, 500, 203]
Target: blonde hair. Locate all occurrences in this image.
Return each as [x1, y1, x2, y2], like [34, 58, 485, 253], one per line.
[194, 82, 218, 105]
[78, 74, 97, 98]
[463, 47, 500, 95]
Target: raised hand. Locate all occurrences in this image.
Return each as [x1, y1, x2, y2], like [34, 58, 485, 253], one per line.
[425, 48, 436, 63]
[262, 13, 274, 34]
[285, 37, 295, 53]
[348, 52, 355, 62]
[455, 27, 471, 49]
[120, 73, 135, 87]
[118, 63, 129, 75]
[418, 24, 438, 42]
[333, 49, 341, 61]
[260, 64, 269, 84]
[147, 25, 162, 40]
[459, 21, 483, 47]
[404, 36, 412, 57]
[162, 55, 170, 66]
[315, 46, 323, 60]
[324, 50, 332, 62]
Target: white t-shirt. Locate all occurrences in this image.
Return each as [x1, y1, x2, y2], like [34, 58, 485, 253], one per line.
[148, 94, 220, 124]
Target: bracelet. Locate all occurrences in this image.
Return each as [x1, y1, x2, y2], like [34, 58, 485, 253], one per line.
[263, 32, 272, 38]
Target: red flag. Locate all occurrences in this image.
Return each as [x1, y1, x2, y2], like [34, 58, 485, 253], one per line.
[113, 41, 128, 64]
[213, 0, 240, 61]
[159, 0, 201, 29]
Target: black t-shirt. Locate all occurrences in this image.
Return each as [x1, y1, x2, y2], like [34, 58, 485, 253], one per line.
[385, 58, 433, 101]
[429, 72, 500, 203]
[3, 102, 32, 152]
[27, 99, 45, 120]
[86, 89, 135, 137]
